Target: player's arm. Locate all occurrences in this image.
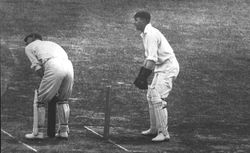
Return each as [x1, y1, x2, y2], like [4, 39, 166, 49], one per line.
[25, 46, 44, 77]
[134, 34, 157, 89]
[144, 59, 155, 70]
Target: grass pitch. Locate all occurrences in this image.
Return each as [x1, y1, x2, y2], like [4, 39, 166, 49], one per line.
[1, 0, 250, 152]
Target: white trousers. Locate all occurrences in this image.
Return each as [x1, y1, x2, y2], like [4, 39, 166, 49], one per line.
[36, 58, 73, 133]
[146, 72, 177, 135]
[38, 58, 74, 104]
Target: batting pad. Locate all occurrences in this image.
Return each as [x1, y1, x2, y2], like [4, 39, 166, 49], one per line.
[153, 102, 168, 135]
[38, 107, 46, 129]
[57, 103, 70, 133]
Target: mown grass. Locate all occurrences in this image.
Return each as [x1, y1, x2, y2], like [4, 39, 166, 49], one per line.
[1, 0, 250, 152]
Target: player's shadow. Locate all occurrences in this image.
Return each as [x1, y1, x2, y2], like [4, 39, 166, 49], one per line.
[21, 137, 68, 146]
[110, 134, 156, 145]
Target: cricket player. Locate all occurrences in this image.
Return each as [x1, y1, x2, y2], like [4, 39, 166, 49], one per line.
[24, 33, 74, 139]
[133, 11, 179, 142]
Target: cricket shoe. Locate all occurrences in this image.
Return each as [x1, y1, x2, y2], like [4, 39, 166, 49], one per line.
[141, 129, 157, 136]
[25, 132, 44, 139]
[152, 132, 170, 142]
[55, 131, 68, 140]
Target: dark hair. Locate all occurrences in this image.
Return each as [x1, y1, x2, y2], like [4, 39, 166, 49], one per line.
[24, 33, 42, 42]
[134, 11, 151, 23]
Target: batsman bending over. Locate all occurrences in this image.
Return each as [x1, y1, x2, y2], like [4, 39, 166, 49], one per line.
[133, 11, 179, 142]
[24, 33, 74, 139]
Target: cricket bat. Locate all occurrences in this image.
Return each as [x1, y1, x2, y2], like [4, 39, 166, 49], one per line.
[33, 89, 38, 135]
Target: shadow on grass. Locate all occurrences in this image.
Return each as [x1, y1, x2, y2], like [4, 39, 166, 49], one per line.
[20, 137, 68, 146]
[110, 134, 154, 145]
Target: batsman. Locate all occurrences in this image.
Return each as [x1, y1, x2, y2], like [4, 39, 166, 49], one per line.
[24, 33, 74, 139]
[133, 11, 179, 142]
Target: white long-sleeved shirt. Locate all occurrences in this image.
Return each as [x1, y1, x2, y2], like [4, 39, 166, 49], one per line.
[141, 24, 179, 73]
[25, 40, 68, 71]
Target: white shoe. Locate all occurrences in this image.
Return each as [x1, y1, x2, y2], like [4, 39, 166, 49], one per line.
[25, 132, 44, 139]
[55, 131, 68, 139]
[141, 129, 157, 136]
[152, 132, 170, 142]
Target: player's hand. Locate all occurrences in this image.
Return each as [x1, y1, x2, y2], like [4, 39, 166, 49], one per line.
[133, 67, 152, 90]
[36, 68, 44, 78]
[134, 77, 148, 89]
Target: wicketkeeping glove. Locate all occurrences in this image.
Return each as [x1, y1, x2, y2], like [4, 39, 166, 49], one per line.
[133, 67, 152, 90]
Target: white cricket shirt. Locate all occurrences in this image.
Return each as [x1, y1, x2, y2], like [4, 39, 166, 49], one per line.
[140, 24, 179, 73]
[25, 40, 68, 71]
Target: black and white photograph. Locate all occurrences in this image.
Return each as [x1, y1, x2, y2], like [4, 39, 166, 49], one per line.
[1, 0, 250, 152]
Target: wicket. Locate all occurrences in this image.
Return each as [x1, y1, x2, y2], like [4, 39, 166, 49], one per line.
[104, 85, 111, 139]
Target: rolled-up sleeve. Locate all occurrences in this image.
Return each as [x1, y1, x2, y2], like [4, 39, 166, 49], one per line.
[145, 34, 158, 62]
[25, 45, 42, 71]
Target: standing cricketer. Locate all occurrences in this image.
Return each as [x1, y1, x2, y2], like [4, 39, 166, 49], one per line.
[24, 33, 74, 139]
[133, 11, 179, 142]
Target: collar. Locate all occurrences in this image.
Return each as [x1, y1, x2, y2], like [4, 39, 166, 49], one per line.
[26, 39, 41, 48]
[140, 23, 152, 38]
[31, 39, 41, 44]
